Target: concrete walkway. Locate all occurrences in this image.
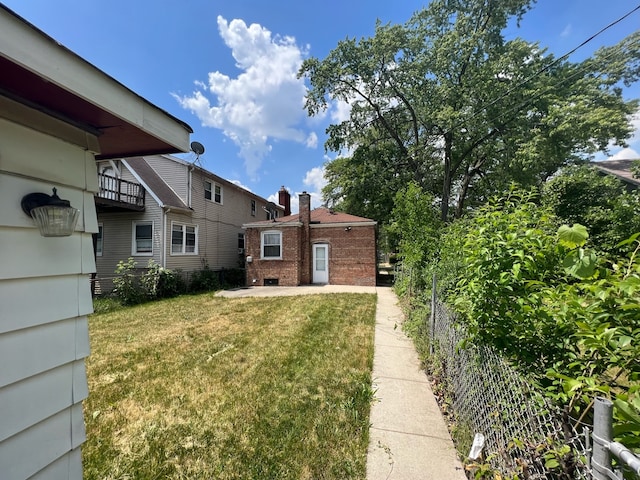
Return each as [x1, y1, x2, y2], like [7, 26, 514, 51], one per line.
[367, 287, 466, 480]
[216, 285, 466, 479]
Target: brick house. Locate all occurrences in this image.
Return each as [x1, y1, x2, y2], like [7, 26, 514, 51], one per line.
[243, 190, 378, 286]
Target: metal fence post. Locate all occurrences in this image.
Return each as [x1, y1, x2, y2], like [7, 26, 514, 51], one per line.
[592, 396, 613, 480]
[429, 274, 436, 355]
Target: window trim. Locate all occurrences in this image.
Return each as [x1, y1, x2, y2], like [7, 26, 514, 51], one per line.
[170, 221, 198, 256]
[204, 179, 223, 204]
[261, 230, 282, 260]
[95, 223, 103, 257]
[132, 221, 154, 256]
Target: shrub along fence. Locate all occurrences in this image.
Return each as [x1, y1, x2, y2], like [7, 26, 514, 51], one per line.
[426, 277, 640, 479]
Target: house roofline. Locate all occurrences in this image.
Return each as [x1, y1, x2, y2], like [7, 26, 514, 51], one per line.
[0, 5, 192, 158]
[242, 221, 377, 229]
[122, 158, 191, 211]
[311, 222, 377, 228]
[162, 154, 283, 211]
[242, 222, 303, 229]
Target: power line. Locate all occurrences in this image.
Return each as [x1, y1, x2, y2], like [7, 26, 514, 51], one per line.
[444, 3, 640, 137]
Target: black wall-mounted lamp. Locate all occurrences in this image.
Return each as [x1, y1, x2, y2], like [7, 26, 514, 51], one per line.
[21, 187, 79, 237]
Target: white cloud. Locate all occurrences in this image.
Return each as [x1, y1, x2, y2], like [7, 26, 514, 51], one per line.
[230, 179, 253, 192]
[173, 17, 315, 179]
[560, 24, 572, 38]
[305, 132, 318, 148]
[331, 98, 352, 123]
[608, 147, 639, 160]
[599, 108, 640, 160]
[303, 166, 327, 193]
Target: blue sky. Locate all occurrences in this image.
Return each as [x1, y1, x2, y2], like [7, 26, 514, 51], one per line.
[3, 0, 639, 213]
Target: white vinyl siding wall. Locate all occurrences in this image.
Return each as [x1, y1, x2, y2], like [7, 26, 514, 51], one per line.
[186, 169, 269, 270]
[94, 202, 164, 292]
[0, 107, 97, 479]
[96, 155, 285, 287]
[143, 155, 189, 203]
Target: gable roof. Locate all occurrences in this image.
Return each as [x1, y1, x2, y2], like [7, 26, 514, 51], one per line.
[592, 159, 640, 187]
[151, 154, 286, 210]
[0, 5, 192, 159]
[123, 157, 190, 211]
[244, 207, 376, 228]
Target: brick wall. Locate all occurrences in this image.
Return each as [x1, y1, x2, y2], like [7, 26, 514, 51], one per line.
[245, 226, 302, 286]
[311, 225, 377, 286]
[244, 216, 377, 287]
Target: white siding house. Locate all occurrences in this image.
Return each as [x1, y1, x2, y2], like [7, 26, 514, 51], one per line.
[94, 155, 287, 291]
[0, 5, 192, 479]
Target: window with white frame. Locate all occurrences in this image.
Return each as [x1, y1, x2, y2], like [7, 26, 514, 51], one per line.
[132, 221, 153, 255]
[204, 180, 222, 204]
[261, 231, 282, 259]
[171, 222, 198, 255]
[95, 224, 103, 256]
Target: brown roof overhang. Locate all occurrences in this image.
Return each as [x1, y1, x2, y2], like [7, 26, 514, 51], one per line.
[0, 5, 193, 159]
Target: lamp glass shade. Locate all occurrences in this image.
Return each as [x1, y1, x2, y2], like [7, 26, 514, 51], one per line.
[30, 205, 80, 237]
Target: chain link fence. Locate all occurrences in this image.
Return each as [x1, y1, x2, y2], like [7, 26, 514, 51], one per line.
[430, 298, 592, 479]
[395, 264, 639, 479]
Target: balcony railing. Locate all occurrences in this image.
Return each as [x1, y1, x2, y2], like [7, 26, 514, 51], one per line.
[96, 173, 145, 210]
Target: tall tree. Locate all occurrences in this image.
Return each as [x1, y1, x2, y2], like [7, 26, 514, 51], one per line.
[299, 0, 639, 222]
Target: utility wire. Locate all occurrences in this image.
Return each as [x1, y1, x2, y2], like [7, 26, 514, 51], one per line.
[444, 3, 640, 136]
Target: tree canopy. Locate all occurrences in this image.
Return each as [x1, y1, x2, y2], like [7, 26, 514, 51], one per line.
[542, 164, 640, 253]
[299, 0, 640, 223]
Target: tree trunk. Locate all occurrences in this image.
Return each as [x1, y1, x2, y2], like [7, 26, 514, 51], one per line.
[455, 174, 471, 218]
[441, 132, 453, 222]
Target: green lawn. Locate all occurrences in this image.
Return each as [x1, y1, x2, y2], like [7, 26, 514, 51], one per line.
[83, 292, 377, 480]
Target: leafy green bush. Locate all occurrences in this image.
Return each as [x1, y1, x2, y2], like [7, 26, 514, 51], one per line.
[542, 231, 640, 436]
[113, 258, 185, 305]
[393, 181, 640, 453]
[448, 189, 569, 368]
[113, 258, 144, 305]
[141, 260, 186, 299]
[543, 165, 640, 254]
[189, 267, 220, 293]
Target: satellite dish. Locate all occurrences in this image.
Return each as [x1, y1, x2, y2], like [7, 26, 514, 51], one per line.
[190, 141, 205, 155]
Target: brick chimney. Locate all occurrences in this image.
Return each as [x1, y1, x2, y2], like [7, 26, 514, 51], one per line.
[299, 191, 312, 284]
[278, 186, 291, 217]
[299, 191, 311, 226]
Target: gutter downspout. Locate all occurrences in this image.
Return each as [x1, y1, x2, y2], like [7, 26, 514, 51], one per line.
[163, 208, 170, 268]
[187, 165, 193, 208]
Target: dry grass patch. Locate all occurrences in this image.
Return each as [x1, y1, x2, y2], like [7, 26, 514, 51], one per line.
[83, 292, 376, 480]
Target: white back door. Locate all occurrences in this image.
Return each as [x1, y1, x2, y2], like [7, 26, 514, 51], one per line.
[312, 243, 329, 284]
